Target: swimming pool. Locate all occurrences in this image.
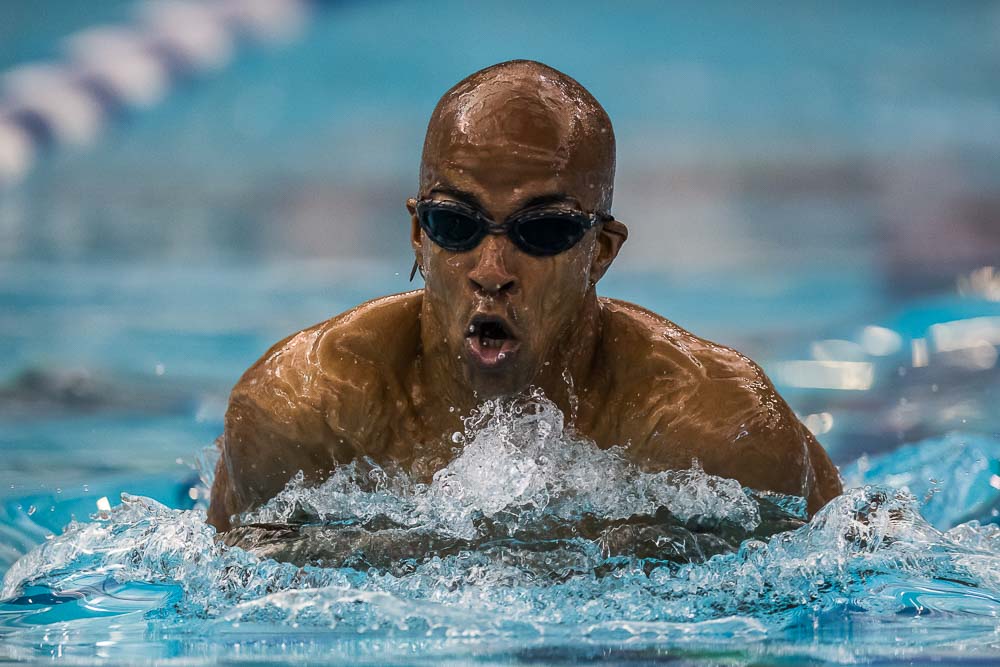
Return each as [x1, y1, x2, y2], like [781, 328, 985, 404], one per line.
[2, 259, 999, 664]
[2, 1, 1000, 664]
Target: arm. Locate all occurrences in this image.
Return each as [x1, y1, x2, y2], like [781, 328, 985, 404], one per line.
[704, 397, 842, 515]
[803, 425, 843, 513]
[206, 331, 360, 532]
[633, 354, 842, 516]
[207, 296, 421, 532]
[700, 376, 843, 516]
[207, 380, 354, 531]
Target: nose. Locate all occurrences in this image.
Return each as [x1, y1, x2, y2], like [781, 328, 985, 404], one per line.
[468, 235, 517, 296]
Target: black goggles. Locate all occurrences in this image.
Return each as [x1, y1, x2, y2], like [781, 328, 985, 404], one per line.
[413, 197, 613, 257]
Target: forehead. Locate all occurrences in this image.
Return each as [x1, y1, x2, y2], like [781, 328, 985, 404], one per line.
[420, 82, 610, 213]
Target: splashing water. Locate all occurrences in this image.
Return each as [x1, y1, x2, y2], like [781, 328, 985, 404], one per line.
[240, 392, 762, 539]
[2, 393, 1000, 664]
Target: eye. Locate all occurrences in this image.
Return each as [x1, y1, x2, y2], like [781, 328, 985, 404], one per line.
[424, 208, 481, 248]
[515, 215, 587, 255]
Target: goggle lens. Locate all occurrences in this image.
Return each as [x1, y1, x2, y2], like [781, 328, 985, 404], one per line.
[422, 208, 483, 251]
[512, 215, 588, 256]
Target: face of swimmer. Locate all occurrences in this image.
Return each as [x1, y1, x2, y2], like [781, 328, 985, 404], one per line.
[408, 61, 628, 398]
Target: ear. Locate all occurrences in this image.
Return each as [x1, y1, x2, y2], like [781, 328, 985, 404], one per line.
[407, 198, 425, 282]
[407, 197, 422, 256]
[589, 218, 628, 285]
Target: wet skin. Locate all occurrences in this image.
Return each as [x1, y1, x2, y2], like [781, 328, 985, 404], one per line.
[207, 61, 842, 532]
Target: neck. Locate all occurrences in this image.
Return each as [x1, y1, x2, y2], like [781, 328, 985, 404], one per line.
[527, 289, 603, 423]
[414, 289, 604, 428]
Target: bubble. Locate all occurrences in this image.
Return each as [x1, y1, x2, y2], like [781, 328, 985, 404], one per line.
[4, 401, 1000, 650]
[240, 392, 762, 539]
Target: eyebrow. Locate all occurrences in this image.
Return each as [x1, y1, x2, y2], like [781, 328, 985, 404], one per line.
[428, 188, 582, 214]
[519, 193, 582, 210]
[427, 186, 487, 211]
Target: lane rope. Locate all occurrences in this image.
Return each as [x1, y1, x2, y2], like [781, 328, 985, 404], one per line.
[0, 0, 311, 188]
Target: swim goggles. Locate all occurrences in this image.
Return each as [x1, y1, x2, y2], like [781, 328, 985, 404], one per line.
[411, 197, 613, 257]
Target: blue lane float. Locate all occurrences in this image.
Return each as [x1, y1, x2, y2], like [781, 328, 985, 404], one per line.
[0, 0, 310, 187]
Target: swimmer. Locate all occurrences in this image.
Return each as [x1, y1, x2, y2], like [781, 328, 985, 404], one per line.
[207, 60, 842, 532]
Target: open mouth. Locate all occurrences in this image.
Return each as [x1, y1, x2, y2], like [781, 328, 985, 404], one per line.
[464, 315, 520, 369]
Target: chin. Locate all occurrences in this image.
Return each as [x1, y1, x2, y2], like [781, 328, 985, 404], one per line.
[464, 363, 534, 400]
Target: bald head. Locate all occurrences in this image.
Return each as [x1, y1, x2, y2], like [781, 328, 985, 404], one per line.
[419, 60, 616, 213]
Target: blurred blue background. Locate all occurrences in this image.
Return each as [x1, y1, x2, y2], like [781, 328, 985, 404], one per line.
[1, 0, 999, 505]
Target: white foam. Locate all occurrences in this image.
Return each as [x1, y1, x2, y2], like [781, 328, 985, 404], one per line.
[3, 397, 1000, 641]
[243, 391, 761, 537]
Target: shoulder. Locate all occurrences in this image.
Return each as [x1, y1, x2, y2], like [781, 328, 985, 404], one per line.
[228, 290, 423, 444]
[314, 290, 423, 376]
[599, 297, 768, 396]
[599, 298, 813, 494]
[211, 292, 422, 528]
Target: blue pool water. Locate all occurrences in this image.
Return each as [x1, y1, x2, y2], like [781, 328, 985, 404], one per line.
[1, 404, 1000, 666]
[1, 261, 999, 665]
[3, 1, 1000, 664]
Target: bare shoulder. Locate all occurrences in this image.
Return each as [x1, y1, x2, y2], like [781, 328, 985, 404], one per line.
[231, 290, 423, 438]
[243, 290, 423, 376]
[597, 297, 778, 455]
[210, 291, 423, 529]
[598, 298, 841, 513]
[598, 297, 768, 391]
[314, 290, 423, 380]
